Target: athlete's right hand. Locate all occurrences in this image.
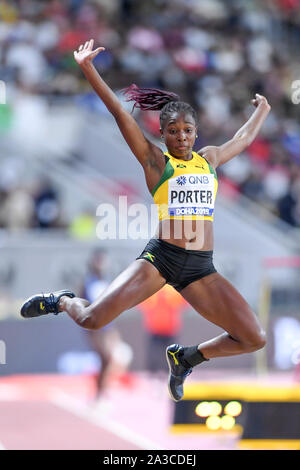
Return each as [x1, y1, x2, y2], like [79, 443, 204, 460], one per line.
[74, 39, 105, 66]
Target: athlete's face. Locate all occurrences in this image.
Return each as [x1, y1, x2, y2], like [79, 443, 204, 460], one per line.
[161, 112, 197, 159]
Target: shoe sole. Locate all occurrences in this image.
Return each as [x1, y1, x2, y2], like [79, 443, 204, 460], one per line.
[165, 347, 181, 402]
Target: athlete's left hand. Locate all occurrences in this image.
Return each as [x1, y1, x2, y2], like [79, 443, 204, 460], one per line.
[74, 39, 105, 66]
[251, 94, 270, 109]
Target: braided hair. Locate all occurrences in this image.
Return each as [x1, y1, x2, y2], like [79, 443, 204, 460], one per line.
[121, 84, 197, 129]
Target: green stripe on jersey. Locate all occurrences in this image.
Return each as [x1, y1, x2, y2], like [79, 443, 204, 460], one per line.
[151, 158, 174, 197]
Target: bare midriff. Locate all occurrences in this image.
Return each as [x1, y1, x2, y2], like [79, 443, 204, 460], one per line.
[156, 218, 214, 251]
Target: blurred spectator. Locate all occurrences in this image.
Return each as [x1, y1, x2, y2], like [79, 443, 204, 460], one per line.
[278, 177, 300, 226]
[32, 178, 61, 229]
[80, 249, 132, 399]
[0, 185, 34, 231]
[0, 157, 34, 230]
[6, 32, 48, 87]
[138, 284, 188, 374]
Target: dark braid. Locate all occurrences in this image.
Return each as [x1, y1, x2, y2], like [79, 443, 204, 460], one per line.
[121, 84, 197, 128]
[121, 84, 179, 111]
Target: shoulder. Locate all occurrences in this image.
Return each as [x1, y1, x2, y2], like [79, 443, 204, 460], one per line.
[197, 146, 219, 169]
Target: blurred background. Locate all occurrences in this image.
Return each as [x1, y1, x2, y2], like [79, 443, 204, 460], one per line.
[0, 0, 299, 451]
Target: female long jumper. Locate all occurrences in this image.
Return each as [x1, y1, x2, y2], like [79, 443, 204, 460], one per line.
[21, 40, 271, 402]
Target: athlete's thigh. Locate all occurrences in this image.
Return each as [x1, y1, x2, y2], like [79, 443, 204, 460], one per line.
[180, 272, 262, 340]
[89, 259, 166, 320]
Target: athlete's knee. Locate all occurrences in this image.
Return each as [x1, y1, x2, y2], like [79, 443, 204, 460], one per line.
[230, 328, 266, 353]
[84, 309, 106, 330]
[74, 303, 105, 330]
[253, 329, 267, 350]
[77, 313, 98, 330]
[243, 328, 267, 352]
[83, 301, 118, 330]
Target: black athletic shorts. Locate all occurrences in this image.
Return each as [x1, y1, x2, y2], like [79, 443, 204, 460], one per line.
[136, 238, 217, 292]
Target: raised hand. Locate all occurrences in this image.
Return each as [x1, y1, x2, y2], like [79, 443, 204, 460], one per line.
[74, 39, 105, 66]
[251, 93, 270, 109]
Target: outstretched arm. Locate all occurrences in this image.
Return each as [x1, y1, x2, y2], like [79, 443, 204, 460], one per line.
[74, 40, 164, 173]
[198, 94, 271, 168]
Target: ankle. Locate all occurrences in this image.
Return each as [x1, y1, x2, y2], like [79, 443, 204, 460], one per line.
[181, 345, 209, 368]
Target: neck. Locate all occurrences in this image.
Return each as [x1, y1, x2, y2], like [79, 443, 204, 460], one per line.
[167, 150, 194, 161]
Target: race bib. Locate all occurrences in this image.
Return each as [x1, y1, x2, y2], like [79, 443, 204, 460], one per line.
[168, 173, 215, 217]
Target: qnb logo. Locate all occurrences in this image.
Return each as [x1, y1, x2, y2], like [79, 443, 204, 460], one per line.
[291, 80, 300, 105]
[0, 80, 6, 105]
[188, 175, 209, 184]
[0, 340, 6, 365]
[176, 176, 187, 186]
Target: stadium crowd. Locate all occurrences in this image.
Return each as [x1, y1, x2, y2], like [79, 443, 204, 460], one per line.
[0, 0, 300, 230]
